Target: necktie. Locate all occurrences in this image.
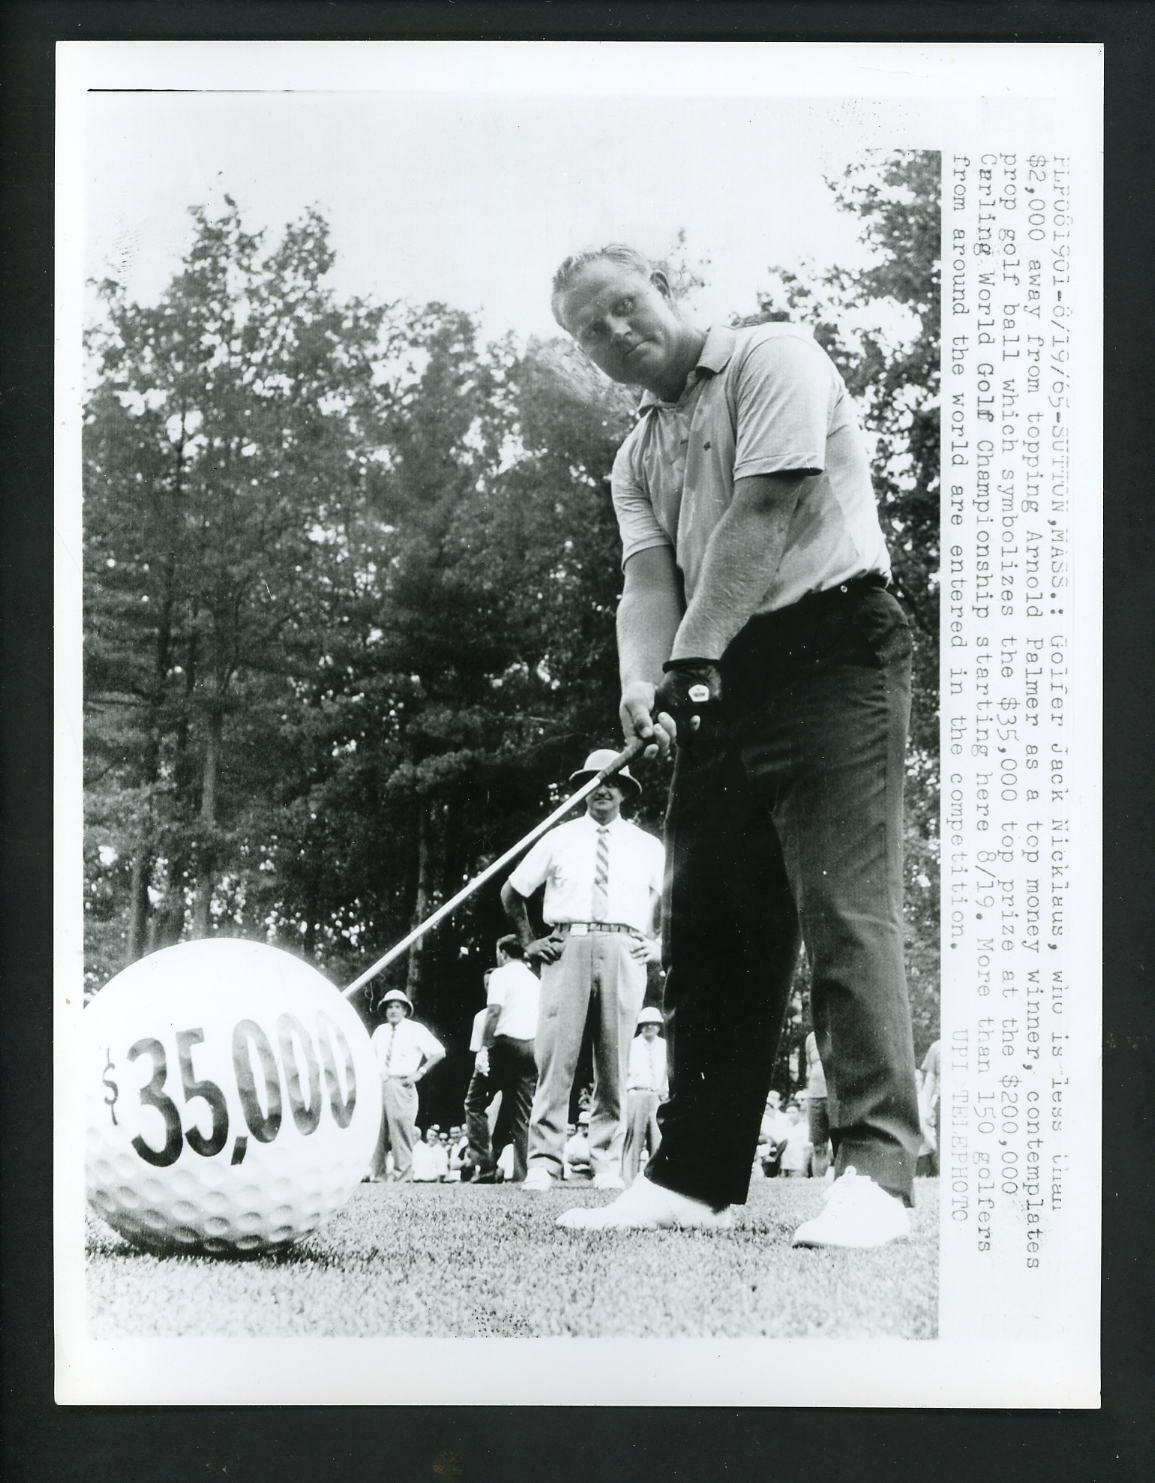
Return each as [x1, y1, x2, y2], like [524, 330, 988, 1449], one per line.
[592, 825, 610, 920]
[384, 1023, 397, 1072]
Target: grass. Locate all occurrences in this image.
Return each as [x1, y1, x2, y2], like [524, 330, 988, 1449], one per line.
[86, 1175, 938, 1340]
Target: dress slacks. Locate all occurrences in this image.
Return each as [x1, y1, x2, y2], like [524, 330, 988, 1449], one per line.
[372, 1076, 419, 1181]
[645, 582, 922, 1208]
[527, 933, 647, 1179]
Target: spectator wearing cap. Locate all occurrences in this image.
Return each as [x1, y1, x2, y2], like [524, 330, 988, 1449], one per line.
[369, 988, 446, 1182]
[621, 1006, 669, 1186]
[501, 748, 664, 1191]
[474, 935, 541, 1183]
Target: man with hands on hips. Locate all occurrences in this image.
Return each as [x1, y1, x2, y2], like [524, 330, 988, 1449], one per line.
[369, 988, 446, 1183]
[549, 243, 921, 1245]
[501, 749, 663, 1192]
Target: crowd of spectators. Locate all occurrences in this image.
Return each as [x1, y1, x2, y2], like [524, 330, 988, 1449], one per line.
[365, 937, 939, 1191]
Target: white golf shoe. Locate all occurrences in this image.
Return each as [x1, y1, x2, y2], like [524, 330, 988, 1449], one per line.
[521, 1167, 554, 1192]
[791, 1167, 911, 1248]
[556, 1174, 733, 1230]
[591, 1171, 625, 1191]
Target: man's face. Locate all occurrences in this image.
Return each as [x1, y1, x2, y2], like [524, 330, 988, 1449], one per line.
[557, 260, 688, 396]
[641, 1023, 661, 1040]
[586, 780, 624, 824]
[384, 1002, 406, 1024]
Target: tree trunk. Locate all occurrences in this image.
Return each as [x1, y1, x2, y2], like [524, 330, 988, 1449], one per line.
[192, 700, 222, 937]
[127, 540, 179, 964]
[126, 846, 152, 963]
[405, 798, 431, 1002]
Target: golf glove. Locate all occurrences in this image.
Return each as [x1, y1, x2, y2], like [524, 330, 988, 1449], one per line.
[654, 658, 723, 738]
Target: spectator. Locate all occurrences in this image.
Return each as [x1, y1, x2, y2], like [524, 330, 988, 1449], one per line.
[412, 1124, 449, 1183]
[501, 747, 663, 1191]
[621, 1007, 669, 1186]
[369, 989, 446, 1183]
[758, 1091, 790, 1178]
[461, 988, 496, 1182]
[447, 1125, 469, 1182]
[475, 936, 541, 1184]
[564, 1112, 593, 1181]
[918, 1038, 941, 1176]
[778, 1102, 811, 1178]
[804, 1029, 832, 1179]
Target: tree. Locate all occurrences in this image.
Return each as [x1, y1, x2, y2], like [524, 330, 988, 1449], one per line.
[84, 202, 396, 981]
[84, 165, 940, 1086]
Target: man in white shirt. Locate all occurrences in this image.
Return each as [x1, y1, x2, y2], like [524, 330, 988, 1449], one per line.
[621, 1006, 669, 1186]
[779, 1102, 811, 1177]
[474, 935, 541, 1183]
[501, 748, 663, 1191]
[412, 1124, 450, 1182]
[368, 988, 446, 1182]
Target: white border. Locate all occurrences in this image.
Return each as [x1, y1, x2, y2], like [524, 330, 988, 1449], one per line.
[55, 39, 1102, 1409]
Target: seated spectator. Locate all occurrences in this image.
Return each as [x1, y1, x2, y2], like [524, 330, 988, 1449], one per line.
[778, 1101, 811, 1178]
[804, 1029, 832, 1178]
[917, 1037, 941, 1177]
[447, 1125, 469, 1182]
[412, 1124, 450, 1183]
[758, 1090, 790, 1177]
[564, 1112, 592, 1181]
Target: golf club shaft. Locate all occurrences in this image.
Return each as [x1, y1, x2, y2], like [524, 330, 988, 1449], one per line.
[341, 736, 645, 998]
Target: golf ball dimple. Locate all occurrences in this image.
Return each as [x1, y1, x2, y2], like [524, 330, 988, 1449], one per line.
[85, 939, 382, 1259]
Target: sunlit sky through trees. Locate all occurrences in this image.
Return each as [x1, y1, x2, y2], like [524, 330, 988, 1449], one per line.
[85, 86, 896, 344]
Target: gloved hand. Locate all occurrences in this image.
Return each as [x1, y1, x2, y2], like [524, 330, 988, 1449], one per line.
[653, 658, 723, 741]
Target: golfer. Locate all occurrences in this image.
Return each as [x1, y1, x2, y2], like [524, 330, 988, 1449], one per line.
[368, 988, 445, 1182]
[501, 748, 663, 1191]
[549, 244, 921, 1245]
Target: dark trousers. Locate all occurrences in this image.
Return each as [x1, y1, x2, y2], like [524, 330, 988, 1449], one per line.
[486, 1035, 537, 1182]
[645, 582, 921, 1208]
[463, 1059, 494, 1173]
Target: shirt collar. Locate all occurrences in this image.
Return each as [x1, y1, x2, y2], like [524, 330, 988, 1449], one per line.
[582, 811, 626, 834]
[636, 324, 737, 414]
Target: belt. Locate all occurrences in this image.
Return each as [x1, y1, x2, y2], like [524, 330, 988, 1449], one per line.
[727, 573, 893, 664]
[793, 572, 890, 610]
[560, 922, 639, 936]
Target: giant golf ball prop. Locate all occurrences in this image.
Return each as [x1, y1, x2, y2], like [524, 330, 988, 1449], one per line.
[85, 940, 381, 1257]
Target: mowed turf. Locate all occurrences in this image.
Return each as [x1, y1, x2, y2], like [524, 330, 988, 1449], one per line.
[86, 1176, 938, 1340]
[88, 1174, 937, 1340]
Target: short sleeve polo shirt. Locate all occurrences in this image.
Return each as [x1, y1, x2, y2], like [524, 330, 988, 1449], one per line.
[610, 322, 891, 615]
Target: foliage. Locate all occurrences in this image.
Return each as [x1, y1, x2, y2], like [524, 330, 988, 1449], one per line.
[83, 154, 940, 1077]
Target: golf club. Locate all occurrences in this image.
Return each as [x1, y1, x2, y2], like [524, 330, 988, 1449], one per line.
[341, 736, 645, 999]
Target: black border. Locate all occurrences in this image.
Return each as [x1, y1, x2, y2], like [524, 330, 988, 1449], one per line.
[3, 3, 1150, 1479]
